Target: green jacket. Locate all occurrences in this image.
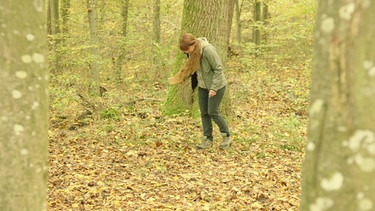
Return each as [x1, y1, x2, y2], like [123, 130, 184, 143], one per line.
[197, 37, 227, 91]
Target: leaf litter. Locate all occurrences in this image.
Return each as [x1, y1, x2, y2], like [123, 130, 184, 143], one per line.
[48, 62, 308, 210]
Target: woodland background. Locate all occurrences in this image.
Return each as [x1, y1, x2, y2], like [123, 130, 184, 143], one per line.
[47, 0, 316, 210]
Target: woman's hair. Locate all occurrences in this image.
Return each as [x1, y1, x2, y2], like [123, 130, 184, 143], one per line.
[179, 33, 202, 76]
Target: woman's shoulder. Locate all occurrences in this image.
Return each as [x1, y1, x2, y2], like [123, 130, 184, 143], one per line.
[197, 37, 208, 42]
[202, 44, 218, 55]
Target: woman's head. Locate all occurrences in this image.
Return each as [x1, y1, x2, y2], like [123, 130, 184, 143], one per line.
[180, 33, 196, 54]
[179, 33, 201, 75]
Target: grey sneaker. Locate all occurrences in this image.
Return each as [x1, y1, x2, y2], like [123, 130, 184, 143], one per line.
[195, 136, 213, 149]
[219, 133, 232, 149]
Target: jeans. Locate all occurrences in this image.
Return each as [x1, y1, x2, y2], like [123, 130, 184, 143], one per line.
[198, 87, 230, 140]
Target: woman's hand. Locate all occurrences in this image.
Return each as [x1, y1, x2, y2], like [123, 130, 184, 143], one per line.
[209, 90, 217, 98]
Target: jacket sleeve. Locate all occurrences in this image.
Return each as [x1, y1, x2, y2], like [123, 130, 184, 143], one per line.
[204, 46, 224, 91]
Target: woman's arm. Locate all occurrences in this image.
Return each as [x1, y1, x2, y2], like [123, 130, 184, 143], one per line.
[204, 46, 224, 91]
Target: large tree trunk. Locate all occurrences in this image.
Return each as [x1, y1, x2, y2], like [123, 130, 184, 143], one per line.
[86, 0, 101, 96]
[163, 0, 234, 117]
[300, 1, 375, 210]
[0, 1, 48, 210]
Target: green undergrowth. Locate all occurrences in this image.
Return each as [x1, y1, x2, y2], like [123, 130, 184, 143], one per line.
[50, 55, 310, 154]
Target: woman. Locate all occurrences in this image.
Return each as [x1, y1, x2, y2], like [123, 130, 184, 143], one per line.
[168, 33, 232, 149]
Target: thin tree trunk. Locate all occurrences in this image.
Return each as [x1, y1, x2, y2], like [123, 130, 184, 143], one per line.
[0, 1, 48, 210]
[262, 2, 269, 44]
[153, 0, 161, 44]
[115, 0, 130, 83]
[49, 0, 62, 73]
[235, 0, 243, 43]
[227, 0, 236, 49]
[152, 0, 161, 75]
[121, 0, 129, 37]
[50, 0, 60, 35]
[47, 0, 52, 35]
[61, 0, 71, 40]
[86, 0, 100, 96]
[253, 0, 261, 45]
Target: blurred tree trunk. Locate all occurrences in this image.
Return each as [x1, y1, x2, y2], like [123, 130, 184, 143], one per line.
[235, 0, 243, 43]
[253, 0, 261, 45]
[48, 0, 62, 73]
[227, 0, 236, 48]
[115, 0, 129, 83]
[49, 0, 60, 35]
[163, 0, 234, 117]
[0, 1, 48, 210]
[300, 1, 375, 210]
[47, 0, 52, 35]
[121, 0, 129, 37]
[153, 0, 161, 43]
[262, 2, 269, 43]
[86, 0, 100, 96]
[152, 0, 161, 74]
[61, 0, 71, 41]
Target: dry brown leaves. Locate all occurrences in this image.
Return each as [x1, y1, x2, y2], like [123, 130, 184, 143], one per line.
[49, 126, 302, 210]
[48, 61, 308, 210]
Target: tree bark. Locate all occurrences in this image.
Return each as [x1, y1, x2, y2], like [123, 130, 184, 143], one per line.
[86, 0, 101, 96]
[152, 0, 162, 72]
[0, 1, 48, 210]
[262, 2, 269, 44]
[301, 1, 375, 210]
[50, 0, 60, 35]
[61, 0, 71, 38]
[163, 0, 234, 117]
[48, 0, 62, 73]
[121, 0, 129, 37]
[235, 0, 243, 43]
[153, 0, 161, 44]
[115, 0, 130, 83]
[47, 0, 52, 35]
[227, 0, 236, 48]
[253, 0, 261, 45]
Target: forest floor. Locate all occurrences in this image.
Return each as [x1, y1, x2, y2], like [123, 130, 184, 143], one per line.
[48, 58, 310, 210]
